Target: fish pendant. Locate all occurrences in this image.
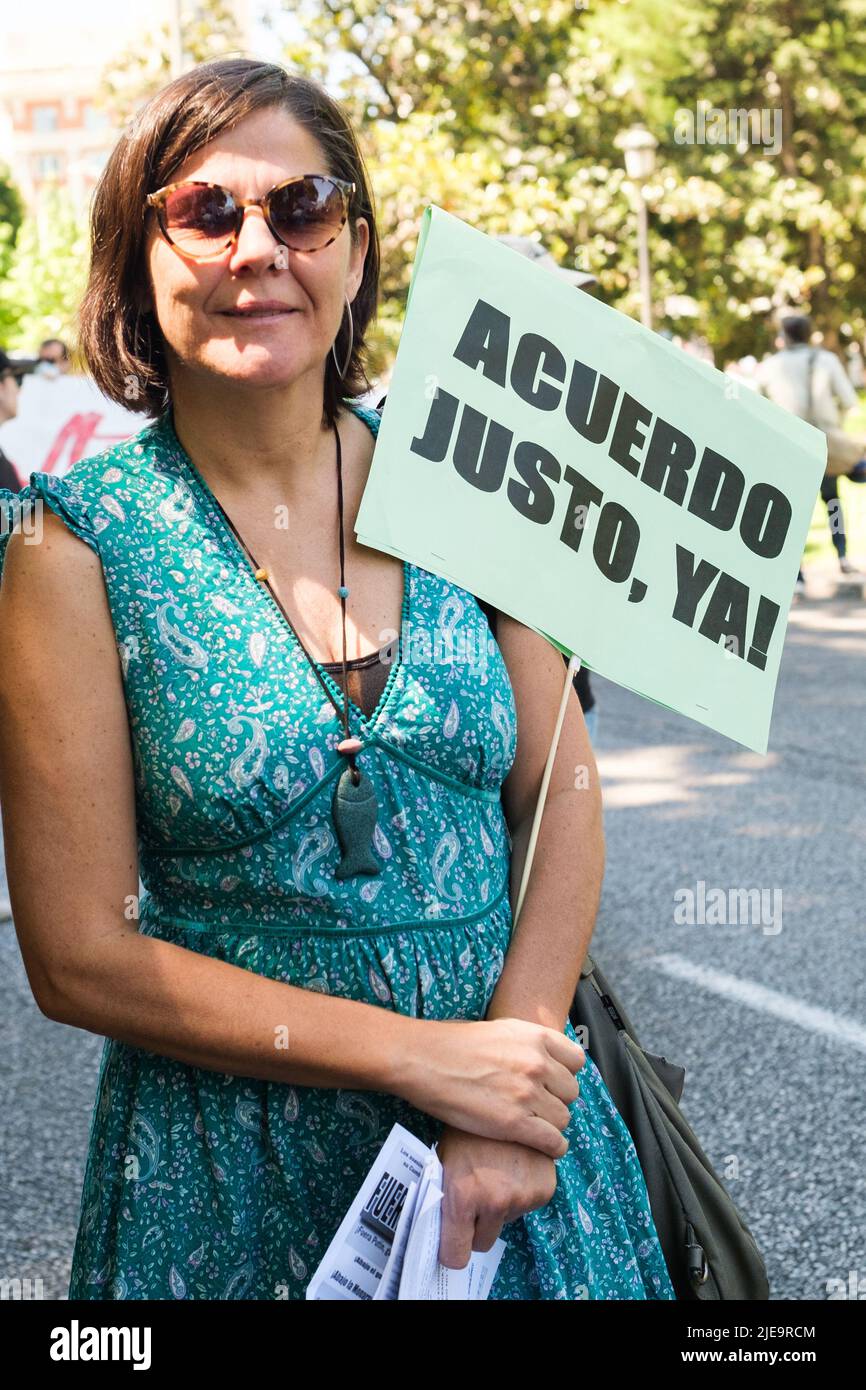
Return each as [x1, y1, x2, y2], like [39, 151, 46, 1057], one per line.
[332, 763, 380, 880]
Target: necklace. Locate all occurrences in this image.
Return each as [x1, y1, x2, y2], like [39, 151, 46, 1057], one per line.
[202, 420, 381, 882]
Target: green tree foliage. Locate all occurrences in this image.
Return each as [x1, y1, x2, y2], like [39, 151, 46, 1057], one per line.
[660, 0, 866, 355]
[0, 166, 25, 325]
[0, 184, 88, 353]
[283, 0, 866, 365]
[98, 0, 246, 127]
[2, 0, 865, 370]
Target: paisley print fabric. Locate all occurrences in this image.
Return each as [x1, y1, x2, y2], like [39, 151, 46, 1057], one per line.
[0, 400, 675, 1301]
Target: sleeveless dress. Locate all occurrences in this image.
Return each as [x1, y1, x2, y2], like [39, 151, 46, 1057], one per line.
[0, 400, 675, 1301]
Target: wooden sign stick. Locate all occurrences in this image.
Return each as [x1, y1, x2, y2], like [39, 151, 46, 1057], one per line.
[512, 653, 582, 928]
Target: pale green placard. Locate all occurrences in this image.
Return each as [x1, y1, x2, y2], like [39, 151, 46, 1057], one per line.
[355, 204, 828, 752]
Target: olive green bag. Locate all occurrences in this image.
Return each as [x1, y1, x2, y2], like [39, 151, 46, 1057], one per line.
[569, 954, 770, 1300]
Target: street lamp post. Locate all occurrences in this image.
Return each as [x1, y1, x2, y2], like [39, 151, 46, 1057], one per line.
[616, 124, 658, 331]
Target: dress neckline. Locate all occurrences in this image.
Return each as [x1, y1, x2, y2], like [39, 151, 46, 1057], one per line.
[156, 400, 411, 733]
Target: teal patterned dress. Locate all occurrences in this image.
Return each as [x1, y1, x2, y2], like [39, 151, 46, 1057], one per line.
[0, 400, 675, 1301]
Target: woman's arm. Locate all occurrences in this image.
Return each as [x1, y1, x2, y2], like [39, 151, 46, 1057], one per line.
[0, 516, 403, 1089]
[490, 614, 604, 1027]
[437, 617, 602, 1267]
[0, 518, 581, 1155]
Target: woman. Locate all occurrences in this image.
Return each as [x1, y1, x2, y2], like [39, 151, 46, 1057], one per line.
[0, 58, 674, 1301]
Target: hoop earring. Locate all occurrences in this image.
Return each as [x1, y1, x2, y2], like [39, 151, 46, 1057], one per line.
[331, 294, 354, 380]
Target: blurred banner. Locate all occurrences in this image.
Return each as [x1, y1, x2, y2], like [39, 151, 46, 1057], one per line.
[356, 204, 828, 754]
[0, 373, 146, 484]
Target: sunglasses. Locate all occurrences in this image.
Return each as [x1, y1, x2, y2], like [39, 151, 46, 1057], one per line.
[145, 174, 355, 261]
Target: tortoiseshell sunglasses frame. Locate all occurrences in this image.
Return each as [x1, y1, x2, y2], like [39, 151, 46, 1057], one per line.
[145, 174, 356, 260]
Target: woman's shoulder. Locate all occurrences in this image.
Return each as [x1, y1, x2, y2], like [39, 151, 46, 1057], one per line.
[61, 412, 176, 488]
[18, 414, 168, 503]
[343, 396, 382, 439]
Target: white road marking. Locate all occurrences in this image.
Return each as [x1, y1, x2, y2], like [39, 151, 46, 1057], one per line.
[650, 953, 866, 1054]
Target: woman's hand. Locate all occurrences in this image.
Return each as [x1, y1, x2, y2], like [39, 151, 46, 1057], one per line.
[436, 1125, 559, 1268]
[396, 1016, 584, 1158]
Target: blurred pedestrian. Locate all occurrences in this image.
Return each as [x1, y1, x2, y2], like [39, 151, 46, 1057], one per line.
[0, 348, 38, 489]
[756, 314, 864, 587]
[36, 338, 71, 377]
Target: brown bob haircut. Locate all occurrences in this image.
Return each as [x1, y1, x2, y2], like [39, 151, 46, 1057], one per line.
[77, 58, 380, 429]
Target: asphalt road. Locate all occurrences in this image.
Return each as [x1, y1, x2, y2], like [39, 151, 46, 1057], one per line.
[589, 562, 866, 1302]
[1, 558, 863, 1301]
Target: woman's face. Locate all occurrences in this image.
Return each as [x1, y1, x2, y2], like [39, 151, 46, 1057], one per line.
[141, 106, 369, 399]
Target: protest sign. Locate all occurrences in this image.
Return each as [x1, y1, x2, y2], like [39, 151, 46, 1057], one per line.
[355, 204, 828, 752]
[0, 373, 143, 483]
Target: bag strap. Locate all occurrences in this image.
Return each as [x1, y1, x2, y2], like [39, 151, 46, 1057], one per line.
[579, 953, 629, 1028]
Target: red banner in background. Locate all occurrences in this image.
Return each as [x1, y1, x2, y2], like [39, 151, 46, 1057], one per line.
[0, 374, 147, 485]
